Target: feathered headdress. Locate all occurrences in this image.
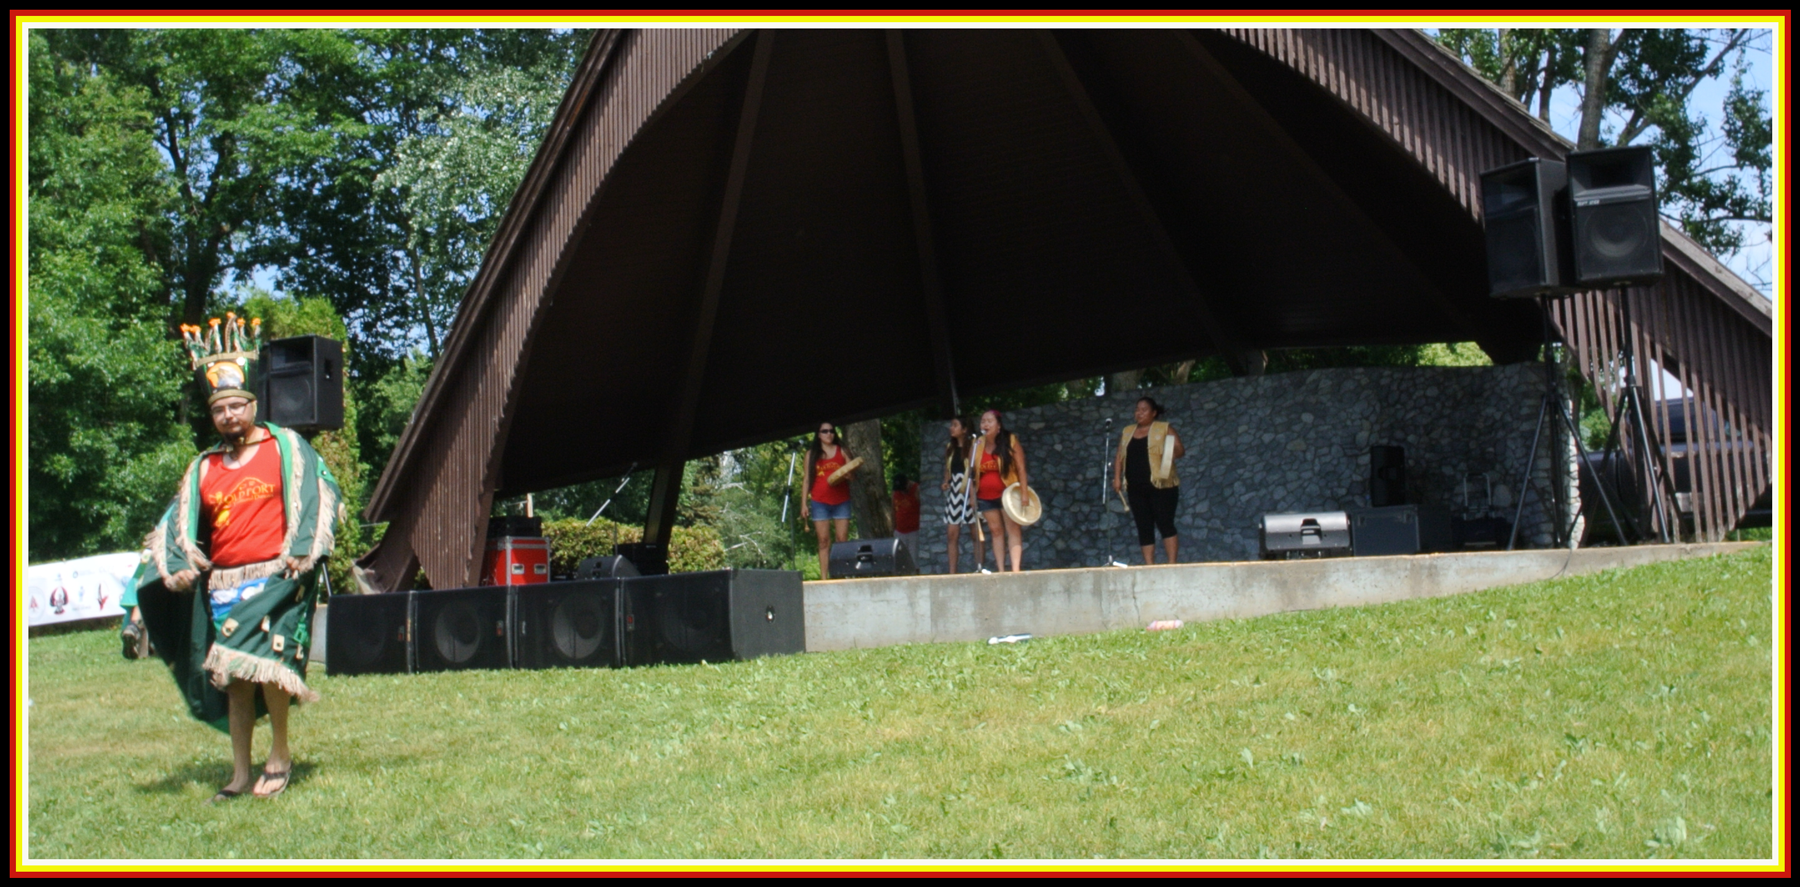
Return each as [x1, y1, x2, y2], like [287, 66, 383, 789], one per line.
[180, 313, 262, 404]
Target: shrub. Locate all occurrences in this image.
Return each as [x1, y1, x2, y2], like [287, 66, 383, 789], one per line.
[540, 517, 726, 575]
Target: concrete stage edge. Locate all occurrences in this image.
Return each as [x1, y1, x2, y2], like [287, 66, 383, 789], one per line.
[802, 543, 1759, 653]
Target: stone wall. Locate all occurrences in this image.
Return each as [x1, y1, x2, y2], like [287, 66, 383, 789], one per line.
[913, 364, 1575, 572]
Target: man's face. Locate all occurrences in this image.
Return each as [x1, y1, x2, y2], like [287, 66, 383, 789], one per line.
[210, 397, 256, 439]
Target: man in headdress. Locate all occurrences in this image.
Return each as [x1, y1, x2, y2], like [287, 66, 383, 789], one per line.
[136, 315, 343, 803]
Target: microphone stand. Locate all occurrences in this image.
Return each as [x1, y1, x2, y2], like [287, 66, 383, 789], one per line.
[1100, 417, 1128, 567]
[586, 462, 637, 526]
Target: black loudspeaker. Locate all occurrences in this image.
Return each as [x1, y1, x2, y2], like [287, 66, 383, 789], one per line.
[259, 336, 344, 431]
[827, 538, 918, 579]
[325, 592, 412, 676]
[1481, 157, 1573, 299]
[1568, 146, 1663, 288]
[577, 556, 640, 580]
[622, 570, 805, 667]
[1370, 445, 1407, 507]
[615, 542, 668, 576]
[513, 580, 622, 669]
[412, 587, 512, 672]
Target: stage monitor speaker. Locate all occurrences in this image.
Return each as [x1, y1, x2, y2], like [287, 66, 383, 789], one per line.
[577, 555, 640, 580]
[828, 538, 918, 579]
[412, 586, 512, 672]
[325, 592, 412, 676]
[259, 335, 344, 431]
[1481, 157, 1573, 299]
[1370, 445, 1407, 507]
[622, 570, 805, 667]
[1568, 146, 1663, 288]
[615, 542, 668, 576]
[513, 580, 622, 670]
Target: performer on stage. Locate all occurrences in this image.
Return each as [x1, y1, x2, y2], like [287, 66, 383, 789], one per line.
[939, 416, 981, 573]
[801, 422, 857, 579]
[136, 314, 343, 803]
[969, 409, 1033, 572]
[1113, 396, 1185, 565]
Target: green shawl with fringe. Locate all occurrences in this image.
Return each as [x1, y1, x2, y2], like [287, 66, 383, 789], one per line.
[136, 422, 343, 731]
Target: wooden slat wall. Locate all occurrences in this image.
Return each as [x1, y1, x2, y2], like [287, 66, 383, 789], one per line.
[388, 29, 741, 590]
[1227, 28, 1773, 541]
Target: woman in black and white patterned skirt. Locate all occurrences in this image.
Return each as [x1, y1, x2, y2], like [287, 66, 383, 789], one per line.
[939, 416, 981, 573]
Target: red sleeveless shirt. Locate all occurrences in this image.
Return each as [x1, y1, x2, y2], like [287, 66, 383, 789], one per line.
[201, 439, 285, 568]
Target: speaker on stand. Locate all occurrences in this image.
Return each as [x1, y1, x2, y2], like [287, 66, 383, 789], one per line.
[258, 335, 344, 432]
[1479, 151, 1648, 550]
[1567, 145, 1673, 543]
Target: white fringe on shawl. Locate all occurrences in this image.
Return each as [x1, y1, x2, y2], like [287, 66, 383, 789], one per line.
[202, 645, 320, 704]
[206, 556, 286, 592]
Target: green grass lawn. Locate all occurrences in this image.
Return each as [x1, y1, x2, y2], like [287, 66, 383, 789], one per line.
[26, 546, 1776, 861]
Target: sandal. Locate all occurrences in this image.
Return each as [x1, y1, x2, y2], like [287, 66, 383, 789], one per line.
[254, 766, 291, 799]
[121, 621, 143, 660]
[207, 788, 243, 805]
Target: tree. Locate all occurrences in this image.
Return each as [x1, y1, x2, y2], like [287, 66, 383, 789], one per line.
[27, 31, 192, 562]
[375, 52, 578, 359]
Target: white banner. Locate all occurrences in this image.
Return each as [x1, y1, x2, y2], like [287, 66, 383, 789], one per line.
[26, 552, 139, 627]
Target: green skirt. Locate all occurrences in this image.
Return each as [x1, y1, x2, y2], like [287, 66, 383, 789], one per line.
[138, 559, 321, 732]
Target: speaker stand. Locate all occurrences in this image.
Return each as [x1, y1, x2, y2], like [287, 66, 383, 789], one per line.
[1506, 296, 1630, 550]
[1590, 287, 1675, 543]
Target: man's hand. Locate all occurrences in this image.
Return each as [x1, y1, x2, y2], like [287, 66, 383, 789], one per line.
[169, 569, 199, 591]
[282, 556, 303, 579]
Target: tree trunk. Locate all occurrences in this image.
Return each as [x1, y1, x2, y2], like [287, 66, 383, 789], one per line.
[1577, 28, 1616, 150]
[1497, 28, 1518, 98]
[840, 418, 893, 538]
[1108, 370, 1143, 394]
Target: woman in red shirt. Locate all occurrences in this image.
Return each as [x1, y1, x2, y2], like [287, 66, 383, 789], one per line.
[801, 422, 857, 579]
[968, 409, 1032, 572]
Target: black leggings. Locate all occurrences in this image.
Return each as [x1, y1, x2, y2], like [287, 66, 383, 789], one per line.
[1128, 485, 1179, 546]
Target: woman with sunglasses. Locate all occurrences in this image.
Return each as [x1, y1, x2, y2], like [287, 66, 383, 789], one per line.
[801, 422, 858, 578]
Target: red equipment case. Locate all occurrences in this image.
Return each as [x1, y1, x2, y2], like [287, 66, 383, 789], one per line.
[482, 536, 550, 586]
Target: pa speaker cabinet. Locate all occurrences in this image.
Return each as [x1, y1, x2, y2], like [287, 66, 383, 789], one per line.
[512, 580, 623, 670]
[1370, 445, 1407, 508]
[1350, 505, 1422, 557]
[1481, 157, 1574, 298]
[1568, 146, 1663, 288]
[412, 586, 513, 672]
[828, 538, 918, 578]
[259, 335, 344, 431]
[614, 542, 668, 576]
[622, 570, 805, 667]
[325, 592, 412, 676]
[577, 556, 640, 580]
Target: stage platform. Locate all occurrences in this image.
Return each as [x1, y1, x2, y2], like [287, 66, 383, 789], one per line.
[801, 542, 1758, 652]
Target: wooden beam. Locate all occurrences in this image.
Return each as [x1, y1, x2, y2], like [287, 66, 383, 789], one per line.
[886, 30, 960, 418]
[644, 29, 776, 547]
[1037, 31, 1258, 377]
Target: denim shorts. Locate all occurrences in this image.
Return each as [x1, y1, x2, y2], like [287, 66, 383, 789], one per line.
[977, 496, 1004, 513]
[810, 499, 852, 521]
